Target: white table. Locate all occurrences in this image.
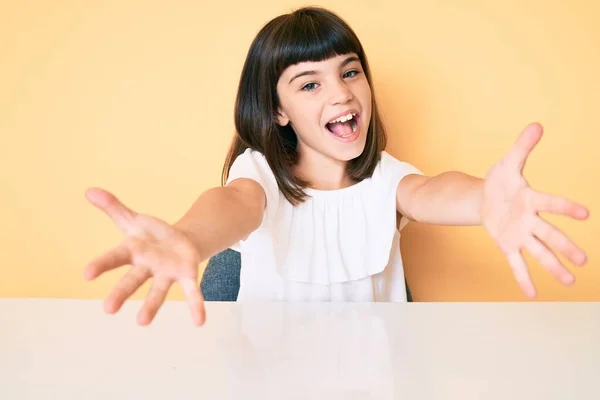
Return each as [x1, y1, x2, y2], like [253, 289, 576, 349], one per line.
[0, 299, 598, 399]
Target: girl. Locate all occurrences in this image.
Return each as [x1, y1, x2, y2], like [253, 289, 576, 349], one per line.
[84, 7, 589, 326]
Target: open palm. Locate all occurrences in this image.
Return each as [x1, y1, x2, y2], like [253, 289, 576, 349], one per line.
[84, 188, 206, 326]
[481, 123, 589, 298]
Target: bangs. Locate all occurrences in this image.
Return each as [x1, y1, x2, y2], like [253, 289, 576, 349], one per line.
[270, 10, 365, 78]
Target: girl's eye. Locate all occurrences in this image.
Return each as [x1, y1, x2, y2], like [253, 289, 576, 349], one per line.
[301, 82, 318, 92]
[343, 70, 360, 79]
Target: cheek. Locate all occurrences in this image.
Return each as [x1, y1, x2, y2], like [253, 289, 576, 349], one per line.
[359, 81, 372, 102]
[359, 82, 373, 114]
[290, 101, 321, 130]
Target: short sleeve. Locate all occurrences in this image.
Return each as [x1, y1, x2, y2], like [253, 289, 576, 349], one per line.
[225, 148, 280, 227]
[378, 151, 423, 231]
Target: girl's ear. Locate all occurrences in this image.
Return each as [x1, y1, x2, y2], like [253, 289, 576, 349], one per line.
[275, 108, 290, 127]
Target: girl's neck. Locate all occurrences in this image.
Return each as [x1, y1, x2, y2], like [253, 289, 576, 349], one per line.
[294, 147, 354, 191]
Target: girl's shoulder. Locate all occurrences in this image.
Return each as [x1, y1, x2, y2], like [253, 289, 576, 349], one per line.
[226, 148, 273, 182]
[226, 147, 281, 220]
[226, 148, 279, 196]
[373, 151, 422, 184]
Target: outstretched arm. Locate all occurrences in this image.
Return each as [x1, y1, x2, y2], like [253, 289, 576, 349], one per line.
[396, 171, 484, 226]
[174, 178, 266, 261]
[84, 177, 265, 326]
[396, 123, 589, 298]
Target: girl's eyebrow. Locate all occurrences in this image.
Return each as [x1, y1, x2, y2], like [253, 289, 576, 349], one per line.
[339, 55, 360, 68]
[288, 55, 360, 85]
[289, 70, 317, 85]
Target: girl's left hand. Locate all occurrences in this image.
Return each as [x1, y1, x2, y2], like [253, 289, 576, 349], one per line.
[481, 123, 589, 298]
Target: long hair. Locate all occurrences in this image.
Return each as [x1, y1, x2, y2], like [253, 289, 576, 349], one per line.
[222, 6, 387, 205]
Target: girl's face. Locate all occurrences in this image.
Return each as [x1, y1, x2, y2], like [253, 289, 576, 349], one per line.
[275, 53, 372, 164]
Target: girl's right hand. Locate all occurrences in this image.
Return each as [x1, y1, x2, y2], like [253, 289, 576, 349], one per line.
[83, 188, 206, 326]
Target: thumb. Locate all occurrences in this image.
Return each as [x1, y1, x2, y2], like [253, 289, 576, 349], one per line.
[85, 188, 139, 234]
[505, 122, 544, 172]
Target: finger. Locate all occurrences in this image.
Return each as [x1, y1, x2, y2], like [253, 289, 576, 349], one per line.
[532, 217, 587, 266]
[525, 236, 575, 286]
[137, 277, 173, 326]
[531, 191, 589, 220]
[506, 251, 536, 298]
[104, 265, 151, 314]
[85, 187, 139, 234]
[179, 277, 206, 326]
[84, 244, 131, 280]
[505, 122, 543, 172]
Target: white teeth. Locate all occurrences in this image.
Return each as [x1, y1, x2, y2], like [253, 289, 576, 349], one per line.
[329, 112, 356, 124]
[336, 119, 358, 138]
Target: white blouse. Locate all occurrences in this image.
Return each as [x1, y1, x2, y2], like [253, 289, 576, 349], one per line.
[226, 149, 422, 302]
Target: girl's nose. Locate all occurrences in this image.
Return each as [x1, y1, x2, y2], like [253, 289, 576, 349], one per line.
[328, 81, 354, 105]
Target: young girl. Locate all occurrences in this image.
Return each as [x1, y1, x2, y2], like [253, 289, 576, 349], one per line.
[83, 7, 589, 326]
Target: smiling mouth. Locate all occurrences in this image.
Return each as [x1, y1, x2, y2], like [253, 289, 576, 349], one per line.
[325, 112, 359, 138]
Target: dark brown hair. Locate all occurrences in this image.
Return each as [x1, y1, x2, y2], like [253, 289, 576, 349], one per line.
[222, 6, 387, 205]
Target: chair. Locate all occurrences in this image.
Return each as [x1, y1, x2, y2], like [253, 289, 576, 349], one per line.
[200, 248, 414, 302]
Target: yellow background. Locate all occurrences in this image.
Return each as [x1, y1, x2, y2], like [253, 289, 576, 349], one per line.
[1, 0, 598, 301]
